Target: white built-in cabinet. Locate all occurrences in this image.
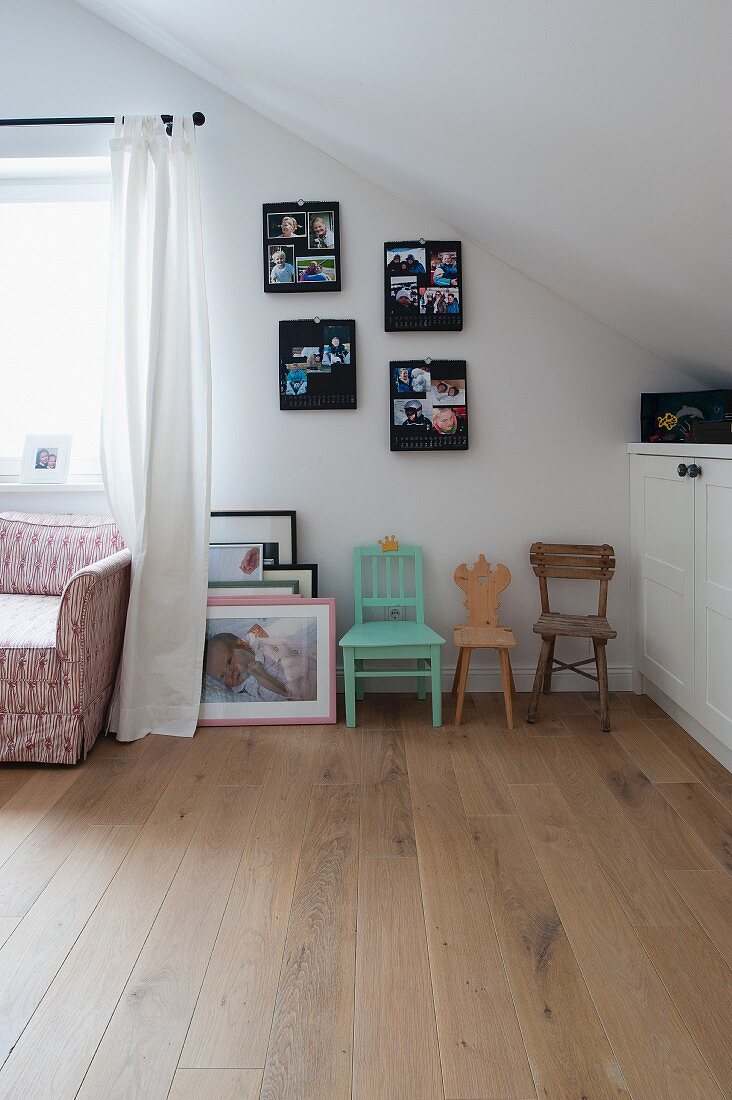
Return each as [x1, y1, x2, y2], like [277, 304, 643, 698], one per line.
[630, 444, 732, 754]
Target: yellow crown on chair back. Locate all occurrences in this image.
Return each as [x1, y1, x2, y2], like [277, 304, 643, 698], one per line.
[378, 535, 400, 553]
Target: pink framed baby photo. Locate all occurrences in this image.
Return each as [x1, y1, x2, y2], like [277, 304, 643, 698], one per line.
[199, 596, 336, 725]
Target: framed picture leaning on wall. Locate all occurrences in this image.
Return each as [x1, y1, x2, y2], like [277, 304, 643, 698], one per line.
[210, 511, 297, 567]
[263, 202, 341, 293]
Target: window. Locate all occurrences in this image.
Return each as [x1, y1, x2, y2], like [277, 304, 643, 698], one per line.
[0, 158, 110, 479]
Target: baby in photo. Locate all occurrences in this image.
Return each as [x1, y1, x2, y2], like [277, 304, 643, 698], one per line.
[204, 630, 288, 701]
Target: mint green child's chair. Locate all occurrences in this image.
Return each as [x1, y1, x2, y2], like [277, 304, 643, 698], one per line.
[339, 545, 446, 727]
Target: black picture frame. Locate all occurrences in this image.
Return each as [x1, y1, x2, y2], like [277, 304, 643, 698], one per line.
[210, 511, 297, 566]
[384, 240, 462, 331]
[263, 201, 341, 293]
[279, 318, 356, 410]
[390, 359, 469, 451]
[263, 564, 319, 598]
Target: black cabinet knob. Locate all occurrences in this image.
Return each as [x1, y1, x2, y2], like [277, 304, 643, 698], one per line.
[677, 463, 688, 477]
[689, 463, 702, 478]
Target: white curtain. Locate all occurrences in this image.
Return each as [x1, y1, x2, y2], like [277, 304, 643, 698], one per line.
[102, 115, 211, 741]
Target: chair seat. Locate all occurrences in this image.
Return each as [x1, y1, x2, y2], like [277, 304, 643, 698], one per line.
[340, 620, 446, 648]
[454, 625, 516, 649]
[533, 612, 617, 640]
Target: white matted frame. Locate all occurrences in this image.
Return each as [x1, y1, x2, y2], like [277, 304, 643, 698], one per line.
[210, 511, 297, 566]
[18, 433, 72, 484]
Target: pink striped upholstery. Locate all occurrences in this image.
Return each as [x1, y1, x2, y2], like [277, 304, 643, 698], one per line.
[0, 512, 125, 596]
[0, 513, 131, 764]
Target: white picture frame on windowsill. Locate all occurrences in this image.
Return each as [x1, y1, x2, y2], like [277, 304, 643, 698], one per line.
[18, 434, 72, 484]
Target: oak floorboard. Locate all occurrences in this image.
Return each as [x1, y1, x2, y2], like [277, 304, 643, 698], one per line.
[537, 737, 694, 925]
[636, 924, 732, 1095]
[665, 869, 732, 967]
[260, 785, 359, 1100]
[645, 719, 732, 813]
[360, 728, 416, 857]
[512, 782, 725, 1099]
[0, 768, 35, 811]
[0, 727, 237, 1100]
[0, 918, 18, 950]
[607, 710, 697, 783]
[539, 691, 592, 716]
[471, 814, 630, 1099]
[77, 784, 260, 1100]
[169, 1068, 262, 1100]
[0, 767, 81, 870]
[564, 716, 718, 871]
[512, 692, 568, 735]
[358, 692, 403, 728]
[444, 699, 515, 816]
[314, 725, 361, 785]
[403, 706, 534, 1100]
[656, 782, 732, 873]
[617, 692, 667, 719]
[219, 727, 278, 785]
[473, 694, 553, 783]
[352, 857, 443, 1100]
[0, 824, 137, 1066]
[180, 727, 322, 1069]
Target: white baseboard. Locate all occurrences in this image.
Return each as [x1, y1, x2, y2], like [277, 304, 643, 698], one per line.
[335, 664, 634, 694]
[642, 680, 732, 772]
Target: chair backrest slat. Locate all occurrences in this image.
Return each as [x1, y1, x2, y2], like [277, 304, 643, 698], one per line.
[354, 545, 425, 624]
[530, 542, 615, 617]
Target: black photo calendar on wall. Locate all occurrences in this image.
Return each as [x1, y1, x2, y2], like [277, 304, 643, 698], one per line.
[263, 201, 341, 293]
[279, 319, 356, 410]
[384, 240, 462, 331]
[390, 360, 468, 451]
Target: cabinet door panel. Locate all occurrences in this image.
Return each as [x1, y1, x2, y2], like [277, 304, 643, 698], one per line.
[694, 461, 732, 749]
[631, 455, 694, 708]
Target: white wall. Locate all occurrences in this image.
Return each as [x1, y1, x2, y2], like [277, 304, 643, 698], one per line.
[2, 0, 701, 689]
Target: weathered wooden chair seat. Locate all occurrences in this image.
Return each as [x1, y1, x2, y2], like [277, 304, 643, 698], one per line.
[532, 613, 617, 640]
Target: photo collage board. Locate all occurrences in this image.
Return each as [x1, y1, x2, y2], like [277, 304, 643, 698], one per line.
[390, 359, 468, 451]
[279, 319, 356, 410]
[384, 240, 463, 331]
[263, 201, 341, 293]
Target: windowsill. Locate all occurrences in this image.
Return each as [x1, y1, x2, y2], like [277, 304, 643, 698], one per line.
[0, 480, 105, 492]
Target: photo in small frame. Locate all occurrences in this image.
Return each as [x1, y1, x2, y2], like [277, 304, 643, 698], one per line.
[208, 543, 264, 583]
[18, 433, 72, 484]
[384, 240, 462, 331]
[279, 319, 356, 410]
[263, 201, 341, 293]
[390, 360, 468, 451]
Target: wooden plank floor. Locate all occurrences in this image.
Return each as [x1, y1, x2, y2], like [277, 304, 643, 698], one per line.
[0, 691, 730, 1099]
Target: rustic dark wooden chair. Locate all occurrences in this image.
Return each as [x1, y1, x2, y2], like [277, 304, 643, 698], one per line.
[526, 542, 617, 731]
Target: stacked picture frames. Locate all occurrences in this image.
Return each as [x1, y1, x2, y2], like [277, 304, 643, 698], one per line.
[390, 360, 469, 451]
[384, 240, 463, 331]
[263, 201, 341, 293]
[279, 319, 356, 410]
[209, 511, 319, 597]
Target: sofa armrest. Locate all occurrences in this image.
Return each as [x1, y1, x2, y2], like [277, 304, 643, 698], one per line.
[56, 550, 132, 674]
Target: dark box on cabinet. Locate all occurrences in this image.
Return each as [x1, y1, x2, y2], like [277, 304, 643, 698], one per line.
[690, 420, 732, 444]
[640, 390, 732, 443]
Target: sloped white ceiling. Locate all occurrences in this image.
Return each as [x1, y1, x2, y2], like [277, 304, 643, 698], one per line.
[76, 0, 732, 384]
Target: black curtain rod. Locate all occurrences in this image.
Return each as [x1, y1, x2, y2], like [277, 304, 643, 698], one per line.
[0, 112, 205, 133]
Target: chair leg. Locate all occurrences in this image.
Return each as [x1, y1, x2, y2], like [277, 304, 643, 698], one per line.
[499, 649, 514, 729]
[454, 647, 471, 726]
[527, 637, 552, 723]
[508, 654, 516, 697]
[451, 648, 464, 696]
[355, 659, 365, 702]
[594, 640, 610, 732]
[417, 658, 427, 701]
[542, 638, 556, 694]
[343, 647, 357, 728]
[430, 645, 442, 727]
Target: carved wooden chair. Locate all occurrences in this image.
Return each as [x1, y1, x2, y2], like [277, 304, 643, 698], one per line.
[526, 542, 617, 731]
[452, 554, 517, 727]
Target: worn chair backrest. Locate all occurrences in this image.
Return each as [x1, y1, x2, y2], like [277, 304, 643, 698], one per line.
[529, 542, 616, 617]
[454, 554, 511, 627]
[354, 545, 424, 625]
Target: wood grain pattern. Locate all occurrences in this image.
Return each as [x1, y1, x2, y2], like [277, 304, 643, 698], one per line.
[646, 718, 732, 812]
[77, 784, 260, 1100]
[471, 815, 631, 1099]
[618, 692, 667, 719]
[0, 919, 18, 950]
[0, 768, 80, 870]
[403, 713, 534, 1099]
[0, 769, 34, 811]
[181, 728, 322, 1069]
[636, 924, 732, 1095]
[219, 727, 276, 785]
[665, 869, 732, 967]
[314, 726, 361, 784]
[565, 716, 717, 870]
[353, 858, 443, 1100]
[473, 694, 553, 783]
[444, 702, 515, 815]
[0, 728, 237, 1100]
[537, 737, 694, 924]
[656, 782, 732, 872]
[360, 729, 416, 857]
[169, 1069, 263, 1100]
[358, 693, 403, 728]
[261, 785, 359, 1100]
[512, 782, 725, 1099]
[608, 711, 697, 783]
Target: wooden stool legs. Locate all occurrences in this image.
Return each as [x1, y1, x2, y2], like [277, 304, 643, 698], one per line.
[528, 637, 611, 731]
[594, 640, 610, 732]
[453, 647, 515, 729]
[527, 638, 552, 723]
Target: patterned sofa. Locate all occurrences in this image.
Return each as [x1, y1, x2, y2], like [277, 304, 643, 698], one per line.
[0, 512, 131, 764]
